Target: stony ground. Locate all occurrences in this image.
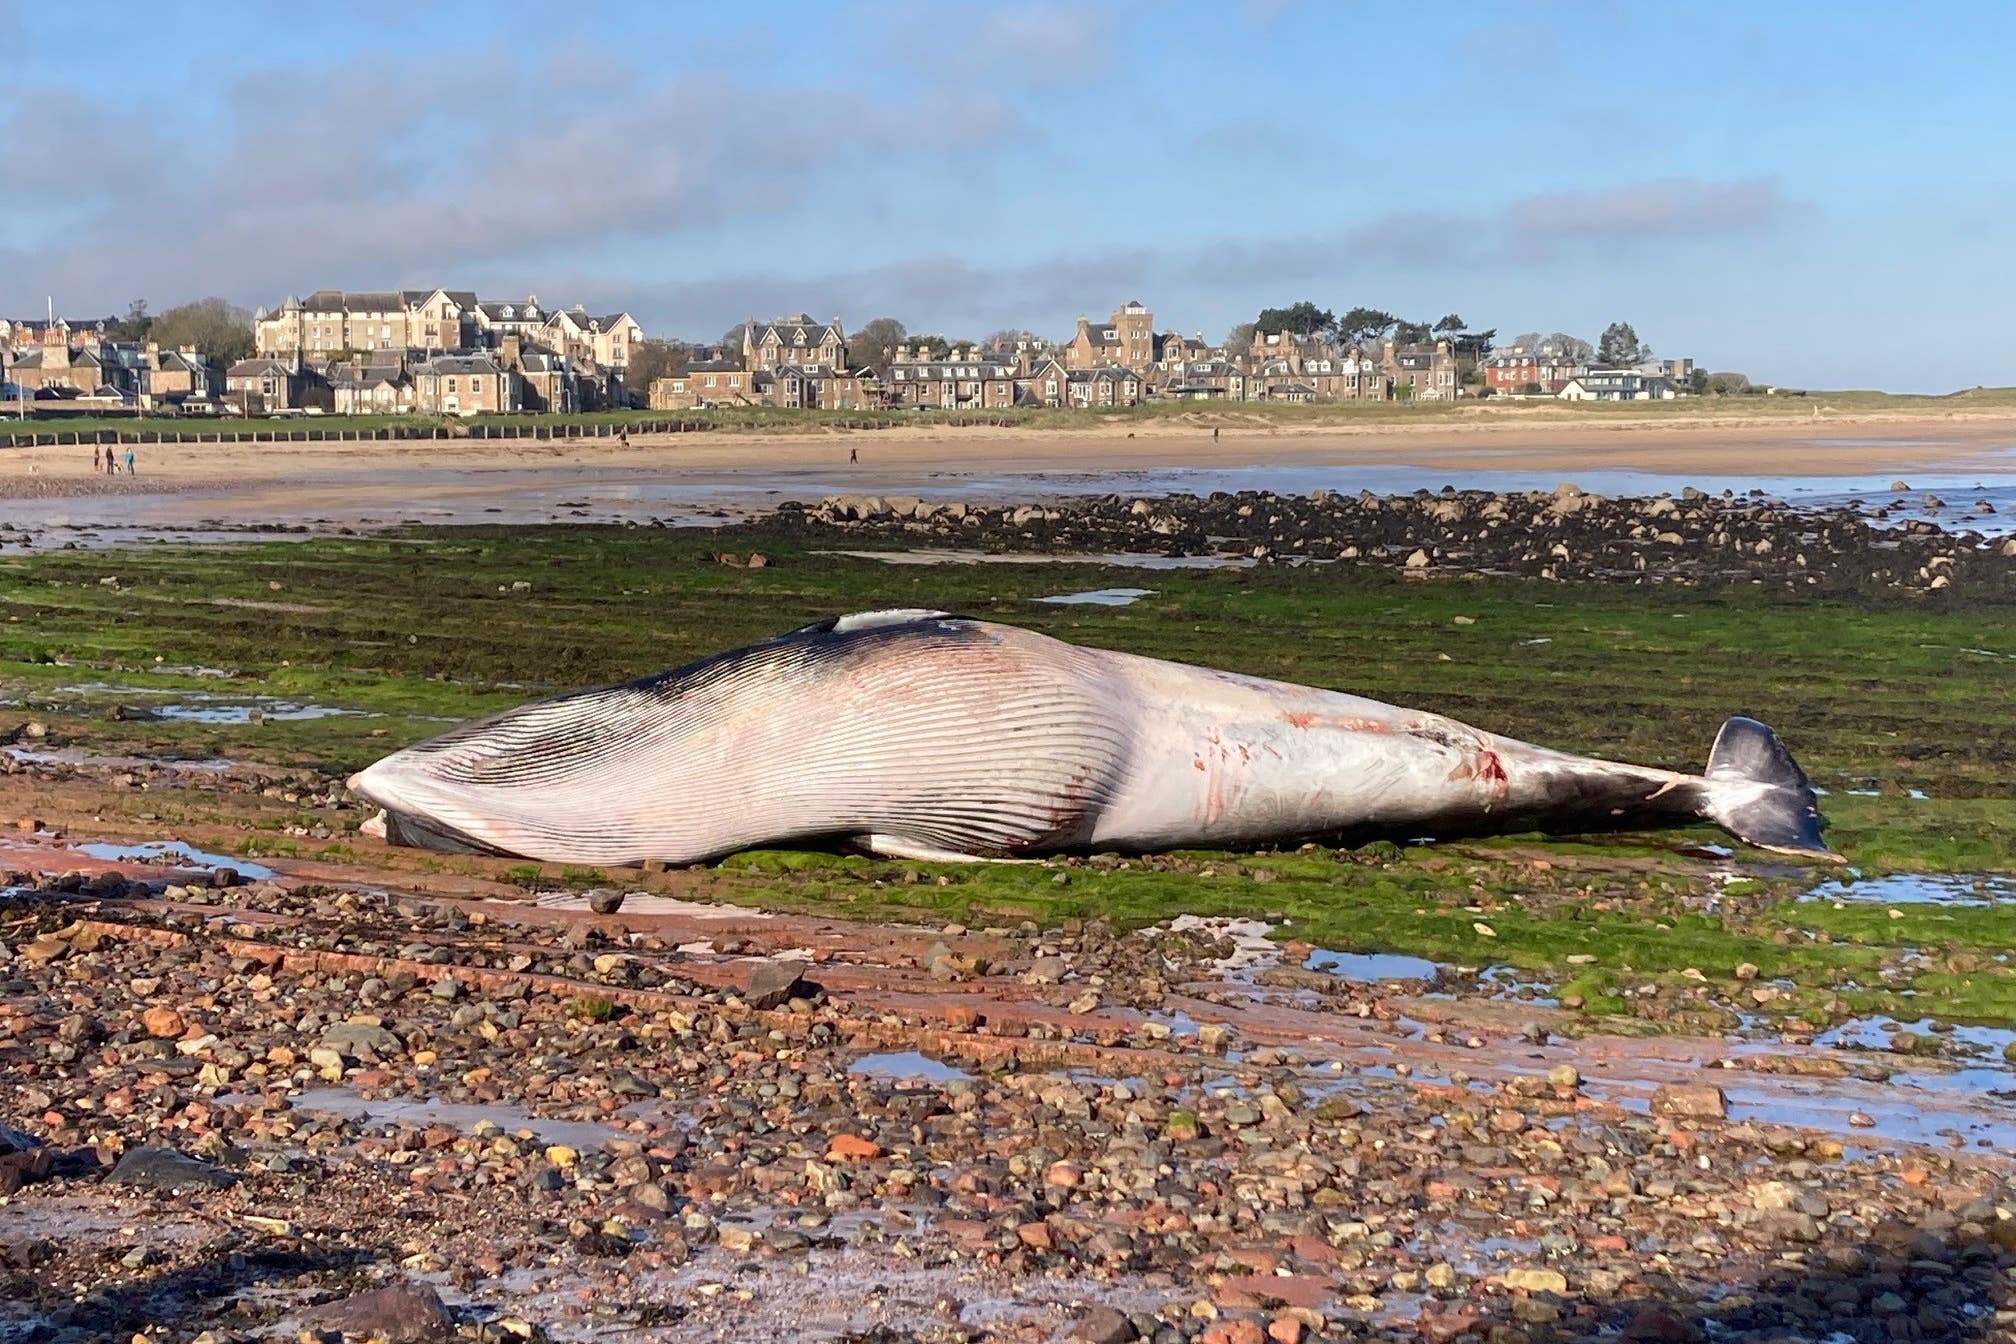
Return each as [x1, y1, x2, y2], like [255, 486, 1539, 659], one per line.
[3, 826, 2015, 1344]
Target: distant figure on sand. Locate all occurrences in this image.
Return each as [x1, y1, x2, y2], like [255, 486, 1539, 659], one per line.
[849, 447, 858, 464]
[92, 446, 102, 474]
[1213, 427, 1220, 443]
[123, 448, 135, 477]
[105, 450, 117, 476]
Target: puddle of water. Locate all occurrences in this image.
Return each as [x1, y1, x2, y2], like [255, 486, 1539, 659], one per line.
[1034, 587, 1155, 606]
[3, 745, 236, 772]
[528, 892, 773, 919]
[1166, 914, 1280, 976]
[1802, 872, 2015, 907]
[1479, 964, 1559, 1005]
[1814, 1015, 2016, 1062]
[847, 1051, 976, 1084]
[75, 840, 275, 879]
[39, 682, 372, 724]
[827, 548, 1252, 570]
[1304, 948, 1440, 982]
[278, 1088, 621, 1150]
[1721, 1080, 2016, 1150]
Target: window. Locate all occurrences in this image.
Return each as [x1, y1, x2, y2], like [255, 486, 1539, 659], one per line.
[447, 378, 457, 391]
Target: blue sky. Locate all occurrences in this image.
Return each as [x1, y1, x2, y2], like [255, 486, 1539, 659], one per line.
[2, 0, 2011, 390]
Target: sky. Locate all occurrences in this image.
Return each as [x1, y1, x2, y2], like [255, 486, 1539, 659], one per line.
[2, 0, 2011, 392]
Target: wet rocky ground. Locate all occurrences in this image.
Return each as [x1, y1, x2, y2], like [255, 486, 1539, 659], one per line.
[789, 487, 2016, 595]
[4, 818, 2016, 1344]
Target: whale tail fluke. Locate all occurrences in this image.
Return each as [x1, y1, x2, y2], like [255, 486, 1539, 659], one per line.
[1701, 716, 1840, 861]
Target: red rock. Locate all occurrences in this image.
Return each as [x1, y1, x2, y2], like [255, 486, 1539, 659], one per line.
[1215, 1275, 1331, 1311]
[140, 1006, 185, 1039]
[944, 1004, 982, 1030]
[1268, 1318, 1307, 1344]
[1650, 1084, 1726, 1119]
[1223, 1322, 1266, 1344]
[826, 1134, 881, 1161]
[1016, 1221, 1053, 1250]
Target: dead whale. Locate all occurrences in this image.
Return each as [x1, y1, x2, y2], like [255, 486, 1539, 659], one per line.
[348, 610, 1834, 865]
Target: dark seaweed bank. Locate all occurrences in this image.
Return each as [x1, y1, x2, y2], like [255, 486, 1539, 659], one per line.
[786, 487, 2016, 596]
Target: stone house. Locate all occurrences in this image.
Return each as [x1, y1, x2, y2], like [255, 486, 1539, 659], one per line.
[256, 289, 478, 359]
[883, 346, 1020, 411]
[744, 315, 846, 372]
[1384, 339, 1460, 400]
[1064, 365, 1144, 408]
[1063, 301, 1155, 372]
[650, 359, 759, 410]
[413, 354, 521, 414]
[1481, 347, 1588, 396]
[1159, 357, 1247, 401]
[226, 358, 307, 414]
[544, 307, 642, 373]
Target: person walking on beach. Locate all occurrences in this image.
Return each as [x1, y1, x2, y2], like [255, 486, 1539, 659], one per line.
[104, 447, 117, 476]
[849, 446, 858, 464]
[123, 448, 136, 477]
[92, 446, 102, 474]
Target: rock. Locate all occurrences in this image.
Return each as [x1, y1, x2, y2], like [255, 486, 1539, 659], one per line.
[1070, 1305, 1137, 1343]
[827, 1134, 881, 1161]
[743, 960, 805, 1010]
[1501, 1267, 1567, 1293]
[586, 888, 626, 915]
[140, 1005, 185, 1038]
[1650, 1084, 1726, 1119]
[1404, 549, 1431, 570]
[306, 1282, 454, 1344]
[109, 1146, 237, 1191]
[320, 1020, 400, 1058]
[1546, 1063, 1580, 1089]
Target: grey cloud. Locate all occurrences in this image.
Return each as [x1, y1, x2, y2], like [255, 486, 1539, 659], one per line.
[0, 50, 1025, 314]
[1506, 177, 1789, 240]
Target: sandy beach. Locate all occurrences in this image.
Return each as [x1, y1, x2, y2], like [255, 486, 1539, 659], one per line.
[0, 407, 2009, 540]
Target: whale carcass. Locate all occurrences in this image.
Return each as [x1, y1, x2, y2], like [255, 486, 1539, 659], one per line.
[348, 610, 1833, 865]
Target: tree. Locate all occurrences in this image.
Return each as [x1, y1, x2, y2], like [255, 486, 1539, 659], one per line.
[718, 322, 749, 354]
[980, 328, 1045, 358]
[1225, 321, 1258, 352]
[1392, 318, 1432, 347]
[848, 317, 907, 373]
[1506, 331, 1542, 353]
[1254, 301, 1335, 338]
[622, 338, 692, 396]
[1597, 321, 1648, 368]
[1335, 307, 1397, 347]
[109, 300, 152, 342]
[1706, 371, 1751, 395]
[1456, 327, 1497, 362]
[1543, 332, 1594, 363]
[907, 334, 955, 359]
[149, 298, 254, 362]
[1687, 368, 1710, 395]
[1433, 313, 1466, 339]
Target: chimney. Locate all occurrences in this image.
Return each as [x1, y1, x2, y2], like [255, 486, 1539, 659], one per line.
[500, 334, 522, 370]
[895, 343, 910, 364]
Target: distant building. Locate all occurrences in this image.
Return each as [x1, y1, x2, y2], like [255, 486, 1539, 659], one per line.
[1064, 301, 1155, 372]
[650, 359, 759, 410]
[1557, 371, 1676, 401]
[1384, 339, 1461, 400]
[884, 344, 1020, 410]
[413, 354, 521, 414]
[1481, 346, 1589, 397]
[256, 289, 477, 359]
[226, 358, 309, 414]
[744, 315, 846, 372]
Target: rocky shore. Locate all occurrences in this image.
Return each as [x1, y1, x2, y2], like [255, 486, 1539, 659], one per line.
[788, 487, 2016, 595]
[4, 833, 2015, 1343]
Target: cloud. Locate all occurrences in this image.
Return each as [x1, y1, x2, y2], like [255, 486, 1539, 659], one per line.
[972, 3, 1114, 86]
[0, 48, 1022, 313]
[1506, 177, 1789, 241]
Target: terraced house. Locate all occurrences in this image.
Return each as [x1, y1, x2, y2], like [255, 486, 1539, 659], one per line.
[882, 345, 1021, 410]
[255, 289, 477, 357]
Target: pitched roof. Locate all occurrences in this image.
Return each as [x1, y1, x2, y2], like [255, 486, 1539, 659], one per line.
[227, 358, 292, 377]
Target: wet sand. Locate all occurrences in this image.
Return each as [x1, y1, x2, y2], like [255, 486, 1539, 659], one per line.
[1, 411, 2011, 538]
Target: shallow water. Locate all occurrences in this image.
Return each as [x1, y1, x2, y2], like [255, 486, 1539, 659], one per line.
[829, 548, 1251, 569]
[3, 745, 236, 772]
[75, 839, 274, 879]
[847, 1051, 976, 1084]
[1304, 948, 1440, 982]
[1034, 587, 1155, 606]
[280, 1087, 623, 1150]
[1802, 872, 2015, 906]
